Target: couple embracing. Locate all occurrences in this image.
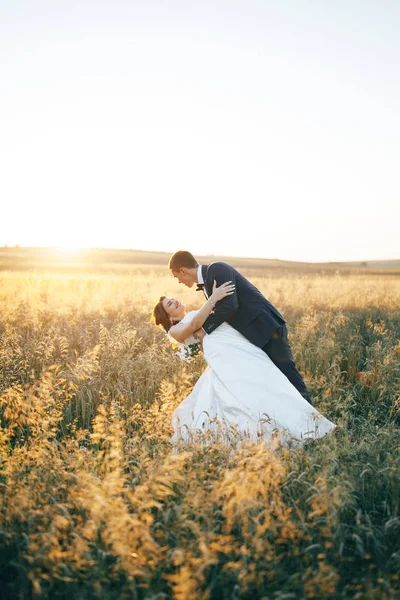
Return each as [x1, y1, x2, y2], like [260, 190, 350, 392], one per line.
[153, 251, 335, 446]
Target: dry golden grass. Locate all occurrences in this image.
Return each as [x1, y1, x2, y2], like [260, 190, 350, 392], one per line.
[0, 260, 399, 599]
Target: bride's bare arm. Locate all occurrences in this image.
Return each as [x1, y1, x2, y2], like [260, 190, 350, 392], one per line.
[169, 281, 235, 343]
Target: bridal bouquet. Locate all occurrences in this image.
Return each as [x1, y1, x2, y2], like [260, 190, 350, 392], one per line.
[178, 342, 201, 362]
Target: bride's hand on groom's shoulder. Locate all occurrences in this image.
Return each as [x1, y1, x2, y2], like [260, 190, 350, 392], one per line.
[211, 280, 235, 302]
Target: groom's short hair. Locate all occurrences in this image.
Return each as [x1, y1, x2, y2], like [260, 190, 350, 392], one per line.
[169, 251, 199, 271]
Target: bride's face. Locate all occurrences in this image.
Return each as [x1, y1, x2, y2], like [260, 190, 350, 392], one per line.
[162, 297, 186, 322]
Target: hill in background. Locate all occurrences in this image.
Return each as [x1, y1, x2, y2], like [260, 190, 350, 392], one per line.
[1, 246, 399, 275]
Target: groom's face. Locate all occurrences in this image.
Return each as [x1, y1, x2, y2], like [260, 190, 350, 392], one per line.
[171, 268, 196, 288]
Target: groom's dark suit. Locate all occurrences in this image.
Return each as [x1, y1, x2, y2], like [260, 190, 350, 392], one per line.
[200, 262, 312, 405]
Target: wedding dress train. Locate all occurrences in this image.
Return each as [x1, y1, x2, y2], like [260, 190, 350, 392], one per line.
[170, 311, 336, 446]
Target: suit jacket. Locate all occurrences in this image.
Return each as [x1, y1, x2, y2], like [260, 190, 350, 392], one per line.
[201, 262, 286, 348]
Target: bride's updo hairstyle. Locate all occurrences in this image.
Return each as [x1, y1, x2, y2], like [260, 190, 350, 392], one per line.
[152, 296, 173, 333]
[168, 250, 199, 271]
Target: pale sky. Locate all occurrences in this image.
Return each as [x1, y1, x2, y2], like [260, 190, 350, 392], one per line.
[1, 0, 399, 262]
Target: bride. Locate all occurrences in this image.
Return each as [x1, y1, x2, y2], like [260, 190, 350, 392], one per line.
[152, 281, 336, 446]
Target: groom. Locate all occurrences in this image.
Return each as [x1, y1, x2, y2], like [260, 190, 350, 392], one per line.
[169, 250, 312, 405]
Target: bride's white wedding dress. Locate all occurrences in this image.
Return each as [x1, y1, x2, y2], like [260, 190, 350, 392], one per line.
[170, 311, 336, 446]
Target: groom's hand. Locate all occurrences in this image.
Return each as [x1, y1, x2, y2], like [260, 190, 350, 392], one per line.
[193, 328, 206, 343]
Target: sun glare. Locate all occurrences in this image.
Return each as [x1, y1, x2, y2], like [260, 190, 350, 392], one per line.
[55, 245, 81, 255]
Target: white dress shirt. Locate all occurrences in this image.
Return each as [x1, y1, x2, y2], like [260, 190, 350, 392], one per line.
[197, 264, 209, 334]
[197, 265, 208, 297]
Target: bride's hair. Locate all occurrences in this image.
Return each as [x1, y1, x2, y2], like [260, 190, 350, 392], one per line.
[152, 296, 175, 333]
[152, 296, 172, 333]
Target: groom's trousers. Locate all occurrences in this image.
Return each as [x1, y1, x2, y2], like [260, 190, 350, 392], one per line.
[262, 325, 312, 405]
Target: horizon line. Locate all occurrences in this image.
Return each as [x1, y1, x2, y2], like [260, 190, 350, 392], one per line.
[1, 244, 399, 265]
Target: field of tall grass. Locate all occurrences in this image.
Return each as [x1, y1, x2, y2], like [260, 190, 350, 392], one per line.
[0, 266, 399, 599]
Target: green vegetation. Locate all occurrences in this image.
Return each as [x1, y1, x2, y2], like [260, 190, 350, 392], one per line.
[0, 252, 399, 598]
